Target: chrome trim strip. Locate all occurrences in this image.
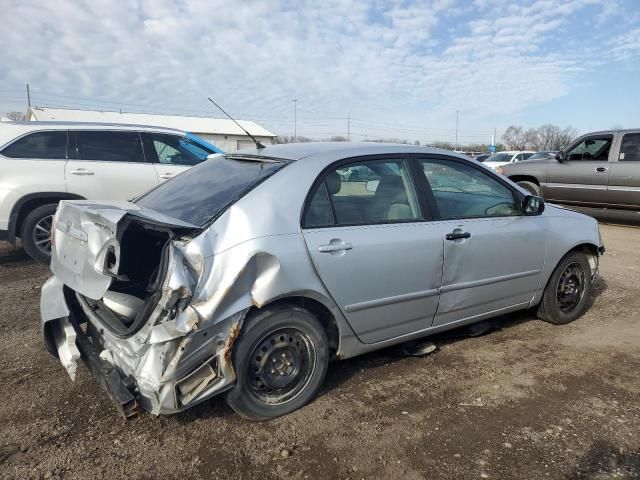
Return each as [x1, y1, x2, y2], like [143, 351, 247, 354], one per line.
[440, 269, 541, 293]
[542, 182, 607, 190]
[608, 185, 640, 192]
[345, 288, 439, 313]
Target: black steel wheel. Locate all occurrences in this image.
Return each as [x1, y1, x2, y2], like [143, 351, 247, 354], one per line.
[537, 251, 592, 325]
[556, 262, 586, 313]
[226, 304, 329, 420]
[248, 328, 316, 405]
[21, 204, 58, 263]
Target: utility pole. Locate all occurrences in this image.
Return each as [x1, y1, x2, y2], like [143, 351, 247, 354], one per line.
[293, 99, 297, 142]
[347, 113, 350, 141]
[26, 84, 31, 109]
[455, 110, 459, 151]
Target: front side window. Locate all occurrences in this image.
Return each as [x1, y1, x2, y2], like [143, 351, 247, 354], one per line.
[303, 159, 420, 227]
[620, 133, 640, 162]
[1, 131, 67, 159]
[566, 136, 612, 161]
[420, 159, 520, 219]
[74, 131, 145, 163]
[144, 133, 215, 166]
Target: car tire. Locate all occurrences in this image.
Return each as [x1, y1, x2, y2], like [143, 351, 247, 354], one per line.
[517, 180, 540, 196]
[21, 203, 58, 263]
[226, 304, 329, 421]
[537, 251, 592, 325]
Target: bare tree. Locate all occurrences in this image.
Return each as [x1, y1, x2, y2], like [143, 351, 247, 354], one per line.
[431, 141, 454, 150]
[328, 135, 349, 142]
[534, 124, 578, 150]
[502, 126, 529, 150]
[503, 125, 577, 150]
[272, 135, 313, 144]
[5, 111, 26, 121]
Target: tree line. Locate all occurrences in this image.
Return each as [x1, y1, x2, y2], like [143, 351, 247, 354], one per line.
[501, 125, 578, 151]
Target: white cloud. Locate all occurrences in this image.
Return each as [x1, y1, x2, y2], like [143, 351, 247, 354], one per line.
[0, 0, 634, 142]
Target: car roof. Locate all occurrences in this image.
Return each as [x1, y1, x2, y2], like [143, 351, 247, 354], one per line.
[0, 121, 188, 149]
[0, 121, 185, 141]
[229, 142, 471, 163]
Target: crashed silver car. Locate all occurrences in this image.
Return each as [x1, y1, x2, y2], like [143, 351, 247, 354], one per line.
[41, 143, 604, 420]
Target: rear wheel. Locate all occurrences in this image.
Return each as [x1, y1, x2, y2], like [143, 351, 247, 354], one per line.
[537, 251, 592, 325]
[517, 180, 540, 196]
[226, 304, 329, 420]
[21, 204, 58, 263]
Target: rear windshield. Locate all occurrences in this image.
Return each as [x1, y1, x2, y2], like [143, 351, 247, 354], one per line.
[136, 156, 286, 227]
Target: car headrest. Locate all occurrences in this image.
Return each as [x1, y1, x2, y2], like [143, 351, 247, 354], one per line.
[325, 171, 341, 195]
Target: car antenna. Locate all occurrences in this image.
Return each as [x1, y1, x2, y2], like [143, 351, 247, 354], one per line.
[207, 97, 265, 149]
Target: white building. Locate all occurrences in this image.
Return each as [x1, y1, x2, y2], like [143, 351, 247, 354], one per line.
[26, 107, 276, 152]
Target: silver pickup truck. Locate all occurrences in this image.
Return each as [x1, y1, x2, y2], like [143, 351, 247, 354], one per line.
[500, 129, 640, 220]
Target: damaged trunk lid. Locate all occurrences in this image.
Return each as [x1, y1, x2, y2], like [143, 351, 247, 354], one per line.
[51, 200, 200, 300]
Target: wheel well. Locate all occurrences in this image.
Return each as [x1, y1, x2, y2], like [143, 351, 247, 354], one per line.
[507, 175, 539, 185]
[249, 296, 340, 356]
[569, 243, 600, 272]
[11, 193, 85, 241]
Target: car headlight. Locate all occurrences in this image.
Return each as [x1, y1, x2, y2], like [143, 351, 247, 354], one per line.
[496, 166, 504, 175]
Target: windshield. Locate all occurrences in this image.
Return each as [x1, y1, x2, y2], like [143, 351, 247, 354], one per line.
[136, 156, 286, 227]
[485, 153, 513, 163]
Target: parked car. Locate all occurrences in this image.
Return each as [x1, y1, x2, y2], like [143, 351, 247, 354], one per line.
[41, 143, 603, 420]
[0, 122, 222, 262]
[483, 150, 536, 170]
[526, 151, 558, 161]
[499, 130, 640, 217]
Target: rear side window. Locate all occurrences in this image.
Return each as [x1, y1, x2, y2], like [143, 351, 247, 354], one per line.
[303, 159, 420, 227]
[1, 131, 67, 159]
[136, 156, 285, 227]
[73, 131, 145, 163]
[142, 133, 215, 166]
[620, 133, 640, 161]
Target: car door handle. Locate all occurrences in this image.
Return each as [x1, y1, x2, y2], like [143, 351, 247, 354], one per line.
[70, 168, 94, 176]
[595, 167, 608, 173]
[318, 242, 353, 252]
[159, 173, 174, 179]
[446, 231, 471, 241]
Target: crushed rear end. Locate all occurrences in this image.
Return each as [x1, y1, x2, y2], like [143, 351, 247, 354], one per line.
[40, 200, 245, 417]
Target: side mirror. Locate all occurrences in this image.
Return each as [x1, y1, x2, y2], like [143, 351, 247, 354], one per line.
[523, 195, 545, 215]
[555, 151, 565, 162]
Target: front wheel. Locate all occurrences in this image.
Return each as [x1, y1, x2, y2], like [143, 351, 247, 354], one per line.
[226, 304, 329, 420]
[537, 251, 592, 325]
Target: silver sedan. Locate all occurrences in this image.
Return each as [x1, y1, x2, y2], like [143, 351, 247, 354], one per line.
[41, 143, 604, 420]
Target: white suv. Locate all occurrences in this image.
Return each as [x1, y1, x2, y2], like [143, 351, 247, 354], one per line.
[0, 122, 221, 262]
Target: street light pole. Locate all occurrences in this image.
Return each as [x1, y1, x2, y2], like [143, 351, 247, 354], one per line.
[293, 99, 297, 143]
[455, 110, 459, 151]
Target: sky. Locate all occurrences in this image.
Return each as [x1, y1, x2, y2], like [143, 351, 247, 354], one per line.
[0, 0, 638, 145]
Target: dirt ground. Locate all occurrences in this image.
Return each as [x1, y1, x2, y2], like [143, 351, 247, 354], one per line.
[1, 224, 639, 480]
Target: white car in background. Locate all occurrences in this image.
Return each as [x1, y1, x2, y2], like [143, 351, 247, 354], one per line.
[0, 121, 222, 262]
[483, 151, 536, 170]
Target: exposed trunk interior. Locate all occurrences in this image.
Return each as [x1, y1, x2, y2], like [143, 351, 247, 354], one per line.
[75, 219, 192, 339]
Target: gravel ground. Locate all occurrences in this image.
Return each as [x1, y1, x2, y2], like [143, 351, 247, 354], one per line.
[1, 224, 639, 480]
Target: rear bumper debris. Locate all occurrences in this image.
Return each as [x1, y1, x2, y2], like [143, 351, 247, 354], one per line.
[40, 275, 247, 417]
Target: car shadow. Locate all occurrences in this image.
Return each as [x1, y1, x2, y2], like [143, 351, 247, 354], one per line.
[164, 275, 610, 423]
[567, 440, 640, 479]
[0, 241, 33, 266]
